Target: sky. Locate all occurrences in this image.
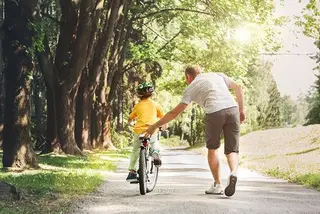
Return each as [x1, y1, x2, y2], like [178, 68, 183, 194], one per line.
[265, 0, 318, 100]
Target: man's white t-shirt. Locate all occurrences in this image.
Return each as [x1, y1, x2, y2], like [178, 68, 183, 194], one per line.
[181, 72, 238, 114]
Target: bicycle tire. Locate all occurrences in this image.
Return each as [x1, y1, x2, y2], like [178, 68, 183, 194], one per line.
[146, 161, 159, 193]
[138, 148, 147, 195]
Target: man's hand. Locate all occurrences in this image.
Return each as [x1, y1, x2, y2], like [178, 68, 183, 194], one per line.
[145, 124, 157, 138]
[240, 111, 246, 123]
[161, 123, 168, 130]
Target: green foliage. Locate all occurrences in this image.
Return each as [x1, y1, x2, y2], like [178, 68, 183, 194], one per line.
[111, 123, 133, 149]
[243, 60, 283, 131]
[293, 173, 320, 190]
[160, 136, 188, 147]
[278, 95, 309, 126]
[305, 85, 320, 125]
[298, 0, 320, 125]
[27, 22, 45, 57]
[263, 80, 282, 128]
[296, 0, 320, 39]
[279, 96, 299, 125]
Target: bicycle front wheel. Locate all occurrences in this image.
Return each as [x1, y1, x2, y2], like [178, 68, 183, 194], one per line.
[138, 148, 147, 195]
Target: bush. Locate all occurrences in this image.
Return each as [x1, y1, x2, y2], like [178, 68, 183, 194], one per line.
[111, 128, 132, 149]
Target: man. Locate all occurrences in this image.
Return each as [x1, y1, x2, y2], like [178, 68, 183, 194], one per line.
[145, 66, 245, 197]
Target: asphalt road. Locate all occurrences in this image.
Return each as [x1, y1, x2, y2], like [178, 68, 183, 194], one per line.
[72, 147, 320, 214]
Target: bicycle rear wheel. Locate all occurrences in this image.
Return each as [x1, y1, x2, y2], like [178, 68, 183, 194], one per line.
[138, 148, 147, 195]
[146, 159, 159, 193]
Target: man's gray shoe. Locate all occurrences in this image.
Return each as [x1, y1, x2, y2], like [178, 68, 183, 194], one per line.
[224, 174, 237, 197]
[205, 183, 224, 195]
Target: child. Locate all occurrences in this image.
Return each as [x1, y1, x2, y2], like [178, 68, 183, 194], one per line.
[126, 82, 164, 182]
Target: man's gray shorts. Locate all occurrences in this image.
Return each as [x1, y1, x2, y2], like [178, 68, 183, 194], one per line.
[204, 107, 240, 154]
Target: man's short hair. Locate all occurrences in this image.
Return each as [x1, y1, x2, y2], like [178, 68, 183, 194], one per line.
[185, 66, 202, 77]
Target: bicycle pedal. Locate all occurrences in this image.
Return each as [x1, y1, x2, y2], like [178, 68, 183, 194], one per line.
[130, 180, 139, 184]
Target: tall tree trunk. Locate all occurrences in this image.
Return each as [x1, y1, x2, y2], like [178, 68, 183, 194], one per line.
[75, 79, 84, 150]
[2, 0, 39, 168]
[93, 65, 114, 149]
[34, 73, 43, 150]
[37, 35, 58, 154]
[91, 101, 99, 148]
[94, 74, 107, 148]
[0, 23, 3, 149]
[75, 72, 93, 150]
[52, 0, 97, 155]
[43, 86, 57, 153]
[0, 4, 4, 148]
[55, 83, 82, 155]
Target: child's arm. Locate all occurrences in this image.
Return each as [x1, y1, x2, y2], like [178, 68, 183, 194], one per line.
[128, 105, 137, 126]
[128, 118, 135, 127]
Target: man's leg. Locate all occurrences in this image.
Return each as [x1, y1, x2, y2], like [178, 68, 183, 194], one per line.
[223, 107, 240, 196]
[204, 110, 225, 194]
[208, 149, 221, 184]
[226, 152, 238, 175]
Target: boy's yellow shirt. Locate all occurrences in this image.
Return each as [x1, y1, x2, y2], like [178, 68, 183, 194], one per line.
[129, 99, 164, 134]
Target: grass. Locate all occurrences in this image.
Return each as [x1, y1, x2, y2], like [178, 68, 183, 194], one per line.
[266, 167, 320, 190]
[0, 149, 130, 214]
[241, 154, 320, 191]
[239, 125, 320, 191]
[285, 147, 320, 156]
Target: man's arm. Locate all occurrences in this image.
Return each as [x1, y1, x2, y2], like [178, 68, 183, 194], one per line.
[229, 80, 245, 122]
[155, 103, 188, 127]
[145, 103, 188, 136]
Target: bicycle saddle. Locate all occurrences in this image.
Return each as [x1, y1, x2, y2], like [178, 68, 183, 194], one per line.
[139, 135, 150, 141]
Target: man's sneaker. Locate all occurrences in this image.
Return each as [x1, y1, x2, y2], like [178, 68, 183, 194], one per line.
[225, 173, 237, 197]
[152, 152, 162, 167]
[205, 183, 224, 195]
[126, 172, 137, 182]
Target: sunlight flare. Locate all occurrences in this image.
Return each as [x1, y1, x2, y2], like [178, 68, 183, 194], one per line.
[234, 26, 251, 42]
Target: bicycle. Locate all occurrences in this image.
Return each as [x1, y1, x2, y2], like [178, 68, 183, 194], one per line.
[130, 132, 161, 195]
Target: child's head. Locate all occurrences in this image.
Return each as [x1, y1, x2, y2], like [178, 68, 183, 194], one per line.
[136, 82, 154, 100]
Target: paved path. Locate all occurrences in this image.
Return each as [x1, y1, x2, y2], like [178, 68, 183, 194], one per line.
[72, 147, 320, 214]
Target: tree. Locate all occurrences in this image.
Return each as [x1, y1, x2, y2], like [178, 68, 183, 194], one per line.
[245, 60, 283, 130]
[0, 0, 282, 155]
[2, 0, 39, 168]
[0, 0, 4, 148]
[264, 80, 282, 128]
[35, 0, 125, 154]
[298, 0, 320, 125]
[279, 95, 298, 126]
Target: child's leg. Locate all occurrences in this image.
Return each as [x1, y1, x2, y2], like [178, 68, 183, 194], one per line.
[128, 134, 141, 172]
[150, 133, 160, 157]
